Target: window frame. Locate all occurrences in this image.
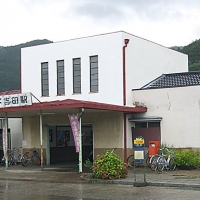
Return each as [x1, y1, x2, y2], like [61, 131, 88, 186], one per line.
[57, 60, 65, 95]
[73, 58, 81, 94]
[41, 62, 49, 97]
[90, 55, 98, 93]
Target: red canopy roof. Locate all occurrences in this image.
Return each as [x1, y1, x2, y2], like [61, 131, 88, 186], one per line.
[0, 98, 147, 115]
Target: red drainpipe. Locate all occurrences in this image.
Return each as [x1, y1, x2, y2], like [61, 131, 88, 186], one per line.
[123, 113, 127, 162]
[123, 39, 129, 162]
[123, 39, 129, 106]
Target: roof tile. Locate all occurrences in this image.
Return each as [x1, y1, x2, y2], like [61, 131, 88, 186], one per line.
[141, 72, 200, 89]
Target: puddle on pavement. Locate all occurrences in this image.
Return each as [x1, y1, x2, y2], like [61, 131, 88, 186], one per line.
[44, 168, 76, 172]
[172, 174, 187, 176]
[0, 192, 98, 200]
[174, 176, 197, 179]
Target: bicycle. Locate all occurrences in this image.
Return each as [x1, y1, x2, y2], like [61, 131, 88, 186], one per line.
[11, 147, 23, 165]
[127, 147, 150, 168]
[156, 148, 176, 172]
[150, 153, 161, 171]
[1, 154, 13, 167]
[21, 148, 41, 167]
[0, 148, 18, 167]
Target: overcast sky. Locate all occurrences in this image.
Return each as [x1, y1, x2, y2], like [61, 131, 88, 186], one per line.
[1, 0, 200, 47]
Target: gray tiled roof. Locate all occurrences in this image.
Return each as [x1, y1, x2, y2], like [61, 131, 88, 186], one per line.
[140, 71, 200, 89]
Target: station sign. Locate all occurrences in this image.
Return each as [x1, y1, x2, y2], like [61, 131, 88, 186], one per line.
[134, 136, 145, 163]
[0, 92, 32, 108]
[134, 136, 144, 147]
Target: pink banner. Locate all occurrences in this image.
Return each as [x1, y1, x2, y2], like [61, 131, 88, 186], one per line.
[2, 126, 6, 157]
[68, 114, 79, 153]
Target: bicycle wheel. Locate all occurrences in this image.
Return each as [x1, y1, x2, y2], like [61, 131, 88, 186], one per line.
[2, 157, 13, 167]
[157, 156, 165, 172]
[8, 155, 14, 166]
[21, 154, 29, 167]
[127, 155, 134, 168]
[12, 155, 18, 165]
[32, 155, 41, 166]
[150, 155, 159, 171]
[169, 157, 176, 171]
[146, 156, 151, 167]
[0, 157, 5, 166]
[17, 154, 22, 163]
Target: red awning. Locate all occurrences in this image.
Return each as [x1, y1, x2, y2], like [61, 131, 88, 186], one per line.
[0, 98, 147, 117]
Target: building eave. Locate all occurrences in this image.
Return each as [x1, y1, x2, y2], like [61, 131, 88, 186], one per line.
[0, 99, 147, 117]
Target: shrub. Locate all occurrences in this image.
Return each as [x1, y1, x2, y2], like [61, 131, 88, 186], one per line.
[91, 150, 128, 179]
[174, 149, 200, 169]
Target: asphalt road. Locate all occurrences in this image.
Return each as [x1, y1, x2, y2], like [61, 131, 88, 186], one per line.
[0, 179, 200, 200]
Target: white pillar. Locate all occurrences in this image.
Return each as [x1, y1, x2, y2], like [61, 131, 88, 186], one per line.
[5, 113, 8, 170]
[46, 127, 50, 165]
[79, 116, 82, 173]
[39, 110, 43, 170]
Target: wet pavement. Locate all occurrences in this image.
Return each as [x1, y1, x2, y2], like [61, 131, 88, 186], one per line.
[1, 179, 200, 200]
[0, 192, 93, 200]
[0, 163, 200, 189]
[0, 164, 200, 199]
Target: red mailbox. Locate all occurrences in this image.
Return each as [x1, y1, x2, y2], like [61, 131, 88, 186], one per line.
[148, 140, 160, 157]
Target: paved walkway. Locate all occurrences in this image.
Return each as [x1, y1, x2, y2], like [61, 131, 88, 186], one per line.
[0, 163, 200, 188]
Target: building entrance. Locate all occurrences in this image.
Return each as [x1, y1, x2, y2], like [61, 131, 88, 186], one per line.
[48, 125, 93, 164]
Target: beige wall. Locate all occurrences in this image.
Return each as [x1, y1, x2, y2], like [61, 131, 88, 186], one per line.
[22, 116, 41, 148]
[132, 85, 200, 148]
[22, 111, 125, 162]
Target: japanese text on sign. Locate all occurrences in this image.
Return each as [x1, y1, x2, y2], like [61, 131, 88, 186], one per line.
[68, 114, 79, 153]
[0, 92, 32, 108]
[134, 139, 144, 144]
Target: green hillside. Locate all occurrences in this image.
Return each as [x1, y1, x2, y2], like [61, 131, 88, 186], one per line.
[0, 39, 52, 92]
[180, 39, 200, 71]
[172, 39, 200, 71]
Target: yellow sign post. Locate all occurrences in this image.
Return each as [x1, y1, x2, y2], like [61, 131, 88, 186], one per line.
[133, 136, 146, 186]
[134, 139, 144, 145]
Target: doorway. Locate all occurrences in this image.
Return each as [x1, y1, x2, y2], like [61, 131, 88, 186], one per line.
[132, 122, 161, 147]
[48, 125, 93, 164]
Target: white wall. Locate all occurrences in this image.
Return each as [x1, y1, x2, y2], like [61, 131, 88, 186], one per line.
[122, 32, 188, 106]
[21, 32, 124, 105]
[132, 86, 200, 148]
[21, 31, 188, 108]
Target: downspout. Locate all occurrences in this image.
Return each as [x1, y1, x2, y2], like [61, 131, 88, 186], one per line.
[123, 39, 129, 162]
[123, 113, 127, 163]
[123, 39, 129, 106]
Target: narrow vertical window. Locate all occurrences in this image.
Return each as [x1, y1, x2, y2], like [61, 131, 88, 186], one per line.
[57, 60, 65, 95]
[73, 58, 81, 93]
[90, 55, 98, 92]
[41, 62, 49, 96]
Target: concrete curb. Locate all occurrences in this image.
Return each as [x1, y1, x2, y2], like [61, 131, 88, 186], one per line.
[87, 179, 200, 189]
[147, 182, 200, 189]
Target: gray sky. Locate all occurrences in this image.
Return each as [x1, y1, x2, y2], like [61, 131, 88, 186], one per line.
[1, 0, 200, 47]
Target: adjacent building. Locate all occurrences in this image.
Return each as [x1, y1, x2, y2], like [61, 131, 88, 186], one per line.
[132, 72, 200, 148]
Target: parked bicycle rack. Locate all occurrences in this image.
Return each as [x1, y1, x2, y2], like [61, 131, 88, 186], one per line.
[133, 136, 147, 187]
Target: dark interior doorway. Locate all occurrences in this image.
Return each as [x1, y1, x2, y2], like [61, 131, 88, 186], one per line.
[49, 125, 93, 164]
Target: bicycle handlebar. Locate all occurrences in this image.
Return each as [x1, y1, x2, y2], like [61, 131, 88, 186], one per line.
[158, 147, 175, 155]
